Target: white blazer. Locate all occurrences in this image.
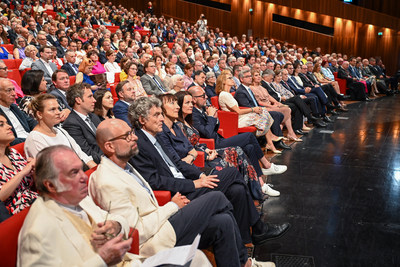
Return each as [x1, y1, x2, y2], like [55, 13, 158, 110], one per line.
[17, 196, 144, 267]
[89, 157, 178, 258]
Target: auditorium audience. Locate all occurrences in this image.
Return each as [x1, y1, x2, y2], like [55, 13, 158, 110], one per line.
[75, 58, 98, 91]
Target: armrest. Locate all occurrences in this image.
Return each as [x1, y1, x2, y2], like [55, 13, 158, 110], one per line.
[199, 138, 215, 150]
[217, 128, 224, 137]
[154, 191, 171, 206]
[127, 228, 139, 254]
[193, 151, 205, 168]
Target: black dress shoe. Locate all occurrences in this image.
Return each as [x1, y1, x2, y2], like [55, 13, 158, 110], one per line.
[314, 120, 327, 127]
[327, 104, 340, 111]
[252, 222, 291, 245]
[328, 110, 339, 115]
[337, 94, 351, 100]
[309, 115, 322, 122]
[365, 97, 373, 102]
[324, 115, 335, 123]
[273, 140, 292, 150]
[295, 129, 308, 135]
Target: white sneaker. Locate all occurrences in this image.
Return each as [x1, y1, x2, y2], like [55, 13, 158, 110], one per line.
[262, 163, 287, 176]
[251, 258, 276, 267]
[262, 184, 280, 197]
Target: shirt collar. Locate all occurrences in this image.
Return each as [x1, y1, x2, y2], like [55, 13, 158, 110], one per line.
[142, 129, 157, 145]
[74, 109, 89, 121]
[0, 103, 10, 112]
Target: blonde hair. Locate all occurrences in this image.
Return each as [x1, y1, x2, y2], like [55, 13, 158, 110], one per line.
[24, 45, 38, 55]
[215, 73, 230, 95]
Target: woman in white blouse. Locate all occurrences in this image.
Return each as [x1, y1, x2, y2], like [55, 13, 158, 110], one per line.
[104, 50, 121, 73]
[24, 94, 96, 169]
[19, 45, 38, 71]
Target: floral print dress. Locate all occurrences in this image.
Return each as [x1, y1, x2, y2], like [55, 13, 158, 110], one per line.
[0, 148, 37, 214]
[176, 121, 263, 200]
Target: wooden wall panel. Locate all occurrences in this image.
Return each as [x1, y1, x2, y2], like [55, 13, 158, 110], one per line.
[115, 0, 399, 74]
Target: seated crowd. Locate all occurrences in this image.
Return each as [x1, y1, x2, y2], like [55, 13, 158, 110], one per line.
[0, 0, 399, 266]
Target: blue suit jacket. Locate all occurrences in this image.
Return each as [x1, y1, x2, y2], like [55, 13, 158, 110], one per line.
[0, 104, 38, 146]
[113, 100, 130, 126]
[286, 76, 307, 94]
[192, 108, 224, 143]
[234, 84, 259, 108]
[129, 128, 202, 195]
[157, 123, 194, 159]
[198, 42, 209, 51]
[61, 62, 79, 76]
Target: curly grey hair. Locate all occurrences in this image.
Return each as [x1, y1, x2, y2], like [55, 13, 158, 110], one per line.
[128, 96, 162, 128]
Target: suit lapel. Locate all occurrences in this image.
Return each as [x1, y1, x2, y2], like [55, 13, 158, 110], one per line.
[44, 198, 97, 260]
[71, 110, 96, 136]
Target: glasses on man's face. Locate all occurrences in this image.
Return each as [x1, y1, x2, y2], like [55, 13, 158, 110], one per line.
[243, 75, 252, 78]
[108, 130, 135, 142]
[193, 94, 206, 99]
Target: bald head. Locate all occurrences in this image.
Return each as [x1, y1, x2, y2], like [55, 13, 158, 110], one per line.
[187, 85, 202, 96]
[96, 119, 138, 162]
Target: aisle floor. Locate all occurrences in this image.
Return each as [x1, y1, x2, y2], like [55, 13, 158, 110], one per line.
[255, 94, 400, 266]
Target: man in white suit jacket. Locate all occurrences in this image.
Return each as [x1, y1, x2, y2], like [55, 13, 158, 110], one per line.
[89, 119, 274, 267]
[17, 145, 143, 267]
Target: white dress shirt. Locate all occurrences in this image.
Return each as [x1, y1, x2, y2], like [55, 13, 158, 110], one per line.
[0, 104, 29, 138]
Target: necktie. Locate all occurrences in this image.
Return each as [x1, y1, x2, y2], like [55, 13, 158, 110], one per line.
[72, 63, 78, 74]
[303, 74, 314, 86]
[290, 76, 301, 89]
[152, 76, 166, 92]
[154, 140, 177, 169]
[85, 116, 97, 133]
[247, 88, 259, 107]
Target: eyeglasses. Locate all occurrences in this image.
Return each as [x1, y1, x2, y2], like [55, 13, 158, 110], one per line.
[243, 75, 252, 78]
[0, 66, 7, 71]
[193, 94, 206, 98]
[108, 130, 135, 142]
[88, 59, 94, 64]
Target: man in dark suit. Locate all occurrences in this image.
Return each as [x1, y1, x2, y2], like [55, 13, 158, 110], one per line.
[189, 85, 287, 177]
[115, 40, 126, 64]
[113, 80, 136, 126]
[61, 50, 79, 76]
[198, 36, 208, 51]
[369, 58, 398, 92]
[63, 83, 103, 164]
[299, 64, 340, 117]
[337, 62, 370, 101]
[128, 97, 290, 247]
[90, 13, 102, 25]
[234, 69, 290, 150]
[261, 70, 313, 134]
[49, 70, 72, 121]
[233, 43, 243, 58]
[98, 40, 112, 64]
[56, 36, 69, 58]
[0, 80, 37, 145]
[46, 26, 59, 47]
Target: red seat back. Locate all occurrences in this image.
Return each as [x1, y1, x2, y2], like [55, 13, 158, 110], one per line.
[0, 207, 31, 267]
[1, 44, 14, 53]
[3, 59, 17, 70]
[211, 96, 220, 109]
[11, 142, 25, 158]
[7, 69, 22, 87]
[14, 59, 23, 69]
[114, 72, 120, 83]
[69, 76, 76, 85]
[167, 43, 174, 49]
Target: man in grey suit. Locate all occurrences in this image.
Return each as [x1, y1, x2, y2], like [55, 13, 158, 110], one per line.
[31, 45, 58, 88]
[140, 59, 168, 96]
[63, 83, 103, 164]
[49, 69, 71, 121]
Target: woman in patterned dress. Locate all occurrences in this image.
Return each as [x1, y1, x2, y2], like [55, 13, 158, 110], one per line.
[0, 114, 37, 215]
[157, 93, 282, 200]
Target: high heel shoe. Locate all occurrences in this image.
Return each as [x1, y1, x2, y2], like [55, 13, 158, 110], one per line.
[266, 145, 282, 154]
[271, 136, 283, 142]
[288, 135, 303, 142]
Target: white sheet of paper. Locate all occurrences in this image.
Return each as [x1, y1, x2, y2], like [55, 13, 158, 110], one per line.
[141, 234, 201, 267]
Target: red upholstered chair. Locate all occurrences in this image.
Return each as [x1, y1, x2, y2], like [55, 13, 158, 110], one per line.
[20, 68, 31, 78]
[0, 44, 14, 53]
[7, 69, 22, 87]
[193, 151, 205, 167]
[210, 96, 256, 138]
[105, 26, 119, 33]
[110, 84, 119, 104]
[11, 142, 25, 158]
[2, 59, 17, 70]
[167, 42, 174, 49]
[333, 72, 348, 95]
[136, 30, 150, 37]
[93, 25, 100, 29]
[114, 72, 120, 83]
[0, 207, 31, 267]
[69, 76, 76, 85]
[14, 59, 23, 69]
